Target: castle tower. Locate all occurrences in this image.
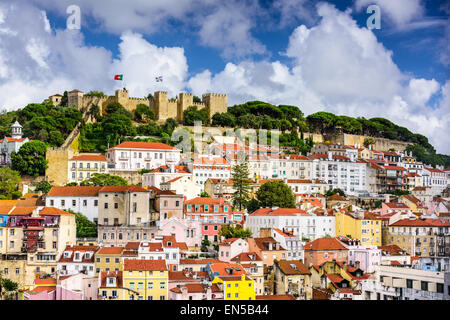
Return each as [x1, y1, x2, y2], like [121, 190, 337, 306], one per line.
[202, 93, 228, 118]
[68, 89, 84, 109]
[177, 92, 193, 122]
[154, 91, 169, 121]
[11, 121, 23, 139]
[115, 88, 129, 107]
[49, 94, 62, 106]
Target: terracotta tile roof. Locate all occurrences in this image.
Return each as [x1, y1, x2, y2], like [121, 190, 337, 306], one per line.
[390, 218, 450, 227]
[69, 154, 107, 161]
[193, 157, 229, 165]
[150, 165, 190, 174]
[169, 270, 209, 281]
[99, 186, 148, 193]
[58, 245, 99, 263]
[210, 262, 247, 276]
[252, 237, 286, 251]
[97, 247, 124, 255]
[48, 186, 102, 197]
[218, 238, 241, 246]
[124, 242, 140, 250]
[169, 283, 208, 293]
[179, 258, 221, 265]
[16, 195, 44, 207]
[304, 238, 347, 251]
[325, 273, 346, 285]
[231, 252, 262, 262]
[276, 260, 311, 275]
[217, 275, 252, 281]
[100, 271, 123, 287]
[39, 207, 74, 216]
[140, 242, 163, 251]
[29, 286, 56, 293]
[402, 194, 421, 205]
[384, 202, 409, 209]
[255, 294, 295, 300]
[0, 205, 15, 214]
[34, 278, 57, 285]
[327, 194, 347, 201]
[112, 141, 178, 150]
[124, 259, 167, 271]
[4, 137, 27, 142]
[0, 200, 18, 206]
[384, 166, 406, 171]
[312, 288, 332, 300]
[249, 208, 309, 217]
[184, 197, 222, 205]
[391, 260, 401, 266]
[8, 206, 36, 215]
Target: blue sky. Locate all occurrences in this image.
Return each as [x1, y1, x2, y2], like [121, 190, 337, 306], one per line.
[0, 0, 449, 153]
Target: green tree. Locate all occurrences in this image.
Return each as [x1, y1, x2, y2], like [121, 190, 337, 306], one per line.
[34, 181, 52, 194]
[325, 188, 346, 197]
[252, 180, 296, 210]
[0, 277, 19, 300]
[363, 137, 375, 148]
[183, 106, 210, 126]
[11, 140, 48, 176]
[162, 118, 178, 136]
[73, 211, 98, 237]
[200, 191, 210, 197]
[201, 239, 211, 251]
[231, 161, 251, 211]
[193, 96, 202, 103]
[218, 224, 252, 239]
[80, 173, 128, 186]
[0, 168, 22, 200]
[134, 104, 155, 122]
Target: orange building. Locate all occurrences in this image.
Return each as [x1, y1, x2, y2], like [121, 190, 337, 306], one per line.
[303, 238, 348, 267]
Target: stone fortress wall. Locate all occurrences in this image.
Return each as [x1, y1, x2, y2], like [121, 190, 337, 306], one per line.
[53, 88, 228, 124]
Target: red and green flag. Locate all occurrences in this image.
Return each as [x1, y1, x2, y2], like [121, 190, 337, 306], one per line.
[114, 74, 123, 80]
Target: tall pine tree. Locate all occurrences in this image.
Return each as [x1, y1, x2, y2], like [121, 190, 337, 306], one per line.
[231, 159, 251, 211]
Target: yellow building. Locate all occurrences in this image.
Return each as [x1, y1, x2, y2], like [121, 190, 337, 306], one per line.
[212, 274, 256, 300]
[122, 259, 168, 300]
[98, 271, 137, 300]
[94, 247, 124, 276]
[335, 210, 381, 246]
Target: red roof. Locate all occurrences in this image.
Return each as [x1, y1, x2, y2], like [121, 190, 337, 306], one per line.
[112, 141, 178, 150]
[179, 259, 221, 265]
[48, 186, 102, 197]
[390, 218, 450, 227]
[69, 154, 106, 161]
[384, 166, 406, 171]
[100, 271, 123, 287]
[255, 294, 295, 300]
[124, 259, 167, 271]
[99, 186, 148, 193]
[193, 157, 229, 165]
[209, 262, 247, 276]
[184, 197, 222, 205]
[34, 278, 57, 285]
[97, 247, 124, 255]
[249, 208, 309, 217]
[304, 238, 347, 251]
[39, 207, 74, 216]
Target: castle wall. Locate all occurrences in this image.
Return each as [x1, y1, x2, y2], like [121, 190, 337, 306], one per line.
[343, 133, 412, 152]
[45, 147, 74, 186]
[202, 93, 227, 118]
[108, 170, 143, 185]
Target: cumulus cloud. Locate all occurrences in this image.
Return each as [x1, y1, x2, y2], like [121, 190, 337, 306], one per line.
[189, 3, 450, 154]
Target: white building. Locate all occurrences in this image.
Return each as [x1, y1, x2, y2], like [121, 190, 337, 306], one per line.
[423, 167, 446, 196]
[0, 121, 29, 166]
[68, 154, 108, 183]
[190, 155, 231, 189]
[106, 141, 181, 171]
[57, 245, 100, 277]
[286, 179, 329, 195]
[246, 207, 336, 241]
[362, 265, 447, 300]
[142, 164, 191, 189]
[160, 175, 201, 200]
[271, 228, 304, 261]
[309, 152, 370, 196]
[46, 186, 102, 223]
[137, 236, 186, 271]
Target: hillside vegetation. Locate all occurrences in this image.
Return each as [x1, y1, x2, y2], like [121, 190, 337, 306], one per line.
[1, 98, 448, 167]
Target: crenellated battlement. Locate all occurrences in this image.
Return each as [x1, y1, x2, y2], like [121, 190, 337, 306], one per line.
[62, 88, 228, 122]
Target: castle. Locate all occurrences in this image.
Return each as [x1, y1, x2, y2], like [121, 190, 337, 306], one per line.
[49, 89, 228, 123]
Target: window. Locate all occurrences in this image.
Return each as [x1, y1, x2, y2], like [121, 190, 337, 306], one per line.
[406, 279, 413, 288]
[437, 283, 444, 293]
[148, 282, 153, 289]
[160, 282, 165, 289]
[421, 281, 428, 291]
[104, 203, 108, 209]
[94, 200, 98, 206]
[114, 203, 118, 209]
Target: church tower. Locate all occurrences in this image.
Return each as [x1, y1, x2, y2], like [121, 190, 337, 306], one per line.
[11, 121, 23, 139]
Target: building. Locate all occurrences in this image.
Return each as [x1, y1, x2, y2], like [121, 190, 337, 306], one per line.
[387, 217, 450, 257]
[98, 186, 150, 227]
[246, 207, 336, 242]
[98, 225, 158, 247]
[183, 197, 242, 243]
[231, 252, 264, 296]
[423, 167, 446, 196]
[335, 209, 382, 246]
[218, 238, 249, 262]
[94, 246, 124, 275]
[286, 179, 328, 195]
[0, 121, 29, 167]
[207, 262, 255, 300]
[67, 154, 108, 184]
[191, 155, 231, 189]
[142, 164, 191, 189]
[0, 206, 76, 289]
[148, 187, 184, 221]
[46, 186, 102, 223]
[340, 238, 382, 273]
[273, 259, 312, 300]
[362, 265, 448, 300]
[158, 218, 202, 250]
[122, 259, 169, 300]
[57, 245, 99, 277]
[106, 141, 181, 171]
[160, 175, 201, 201]
[271, 228, 304, 261]
[303, 237, 349, 267]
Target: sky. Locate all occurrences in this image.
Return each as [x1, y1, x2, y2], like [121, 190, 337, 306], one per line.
[0, 0, 448, 154]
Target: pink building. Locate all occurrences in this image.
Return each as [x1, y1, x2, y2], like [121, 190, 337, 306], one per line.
[218, 238, 249, 262]
[169, 283, 223, 300]
[168, 270, 209, 291]
[159, 217, 202, 249]
[380, 202, 411, 216]
[56, 273, 98, 300]
[184, 197, 243, 243]
[148, 186, 184, 221]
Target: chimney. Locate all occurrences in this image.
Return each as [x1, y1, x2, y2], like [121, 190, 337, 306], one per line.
[385, 194, 390, 203]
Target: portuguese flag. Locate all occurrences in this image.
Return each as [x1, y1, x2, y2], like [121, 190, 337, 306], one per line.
[114, 74, 123, 80]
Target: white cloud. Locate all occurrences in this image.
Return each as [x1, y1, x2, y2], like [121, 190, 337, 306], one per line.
[354, 0, 424, 28]
[189, 3, 450, 154]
